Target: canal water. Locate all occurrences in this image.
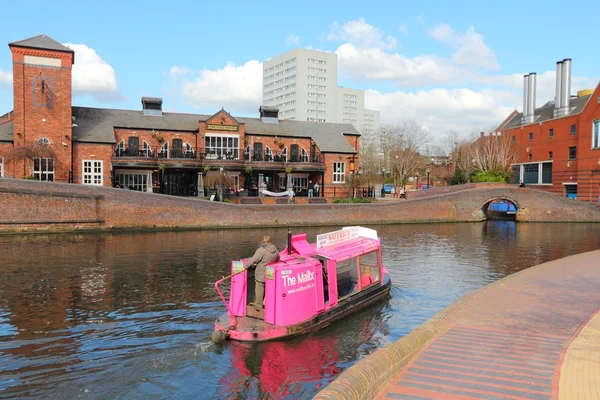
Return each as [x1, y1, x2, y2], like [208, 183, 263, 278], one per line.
[0, 222, 599, 399]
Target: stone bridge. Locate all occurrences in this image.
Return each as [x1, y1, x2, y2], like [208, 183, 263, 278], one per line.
[0, 180, 598, 233]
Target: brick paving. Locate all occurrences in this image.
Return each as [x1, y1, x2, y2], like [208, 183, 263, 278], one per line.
[380, 250, 600, 400]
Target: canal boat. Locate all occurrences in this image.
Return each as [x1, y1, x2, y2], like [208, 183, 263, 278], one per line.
[487, 200, 517, 220]
[212, 226, 391, 343]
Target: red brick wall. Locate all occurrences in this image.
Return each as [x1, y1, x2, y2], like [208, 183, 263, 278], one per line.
[0, 180, 598, 234]
[72, 143, 114, 186]
[115, 128, 198, 153]
[11, 46, 74, 182]
[501, 85, 600, 202]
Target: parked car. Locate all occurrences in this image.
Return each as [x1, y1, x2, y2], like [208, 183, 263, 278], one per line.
[419, 184, 433, 190]
[383, 183, 394, 194]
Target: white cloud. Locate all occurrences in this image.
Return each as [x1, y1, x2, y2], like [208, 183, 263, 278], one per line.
[416, 15, 424, 24]
[169, 65, 189, 79]
[285, 35, 300, 47]
[336, 23, 498, 87]
[64, 43, 122, 102]
[427, 24, 499, 70]
[174, 60, 262, 114]
[0, 68, 11, 89]
[366, 87, 515, 135]
[398, 24, 409, 36]
[328, 18, 397, 50]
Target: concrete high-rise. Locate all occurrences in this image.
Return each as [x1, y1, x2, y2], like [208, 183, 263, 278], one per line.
[262, 48, 380, 134]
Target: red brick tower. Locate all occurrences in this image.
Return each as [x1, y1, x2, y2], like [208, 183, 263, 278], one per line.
[9, 35, 74, 181]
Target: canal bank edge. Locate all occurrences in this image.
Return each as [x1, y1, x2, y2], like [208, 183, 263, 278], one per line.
[1, 179, 599, 234]
[313, 250, 600, 400]
[312, 288, 482, 400]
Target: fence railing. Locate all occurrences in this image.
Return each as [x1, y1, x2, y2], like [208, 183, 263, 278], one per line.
[113, 146, 324, 164]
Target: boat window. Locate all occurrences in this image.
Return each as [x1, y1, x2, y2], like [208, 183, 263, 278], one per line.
[358, 251, 380, 288]
[335, 258, 359, 298]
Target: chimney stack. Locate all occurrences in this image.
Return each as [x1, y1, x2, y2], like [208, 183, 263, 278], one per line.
[480, 131, 484, 138]
[560, 58, 572, 116]
[522, 73, 536, 125]
[528, 72, 537, 120]
[554, 61, 563, 117]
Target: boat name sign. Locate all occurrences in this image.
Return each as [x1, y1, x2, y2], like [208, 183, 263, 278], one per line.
[282, 270, 315, 287]
[316, 227, 359, 249]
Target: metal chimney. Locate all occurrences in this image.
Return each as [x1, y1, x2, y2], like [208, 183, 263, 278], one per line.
[521, 74, 529, 124]
[522, 74, 529, 117]
[555, 61, 563, 113]
[528, 73, 537, 120]
[560, 58, 571, 116]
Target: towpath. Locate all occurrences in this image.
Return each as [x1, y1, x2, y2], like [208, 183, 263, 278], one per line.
[377, 250, 600, 400]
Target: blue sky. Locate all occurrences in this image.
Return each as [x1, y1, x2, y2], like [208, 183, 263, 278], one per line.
[0, 0, 598, 136]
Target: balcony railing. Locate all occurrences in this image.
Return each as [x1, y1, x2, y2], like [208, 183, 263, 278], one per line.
[113, 146, 324, 164]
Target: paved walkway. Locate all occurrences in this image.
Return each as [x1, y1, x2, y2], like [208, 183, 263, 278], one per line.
[379, 250, 600, 400]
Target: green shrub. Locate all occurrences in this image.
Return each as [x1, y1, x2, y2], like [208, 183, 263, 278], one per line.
[473, 170, 509, 183]
[333, 198, 372, 203]
[446, 169, 472, 185]
[21, 175, 38, 180]
[384, 177, 394, 184]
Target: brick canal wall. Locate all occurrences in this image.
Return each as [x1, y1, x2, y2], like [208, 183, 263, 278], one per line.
[0, 179, 599, 233]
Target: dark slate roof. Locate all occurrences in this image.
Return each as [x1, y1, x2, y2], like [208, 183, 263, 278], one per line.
[9, 35, 74, 55]
[238, 117, 358, 153]
[0, 120, 13, 142]
[72, 106, 359, 153]
[502, 94, 591, 130]
[72, 107, 208, 144]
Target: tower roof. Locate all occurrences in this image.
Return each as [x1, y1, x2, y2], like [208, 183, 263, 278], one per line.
[9, 35, 74, 57]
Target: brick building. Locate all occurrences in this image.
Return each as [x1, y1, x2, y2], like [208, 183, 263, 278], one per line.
[0, 35, 361, 198]
[497, 59, 600, 202]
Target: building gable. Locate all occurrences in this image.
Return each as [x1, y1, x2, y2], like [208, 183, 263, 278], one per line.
[205, 109, 240, 132]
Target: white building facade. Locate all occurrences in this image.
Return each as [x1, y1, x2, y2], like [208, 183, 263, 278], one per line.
[262, 48, 380, 134]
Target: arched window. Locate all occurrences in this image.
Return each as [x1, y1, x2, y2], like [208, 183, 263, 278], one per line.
[142, 140, 153, 157]
[159, 142, 169, 158]
[301, 148, 308, 162]
[185, 142, 195, 158]
[37, 137, 50, 146]
[265, 146, 273, 161]
[280, 147, 287, 162]
[115, 139, 125, 156]
[244, 145, 251, 161]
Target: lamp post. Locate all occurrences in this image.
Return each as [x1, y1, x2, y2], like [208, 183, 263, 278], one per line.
[416, 170, 419, 190]
[426, 164, 430, 187]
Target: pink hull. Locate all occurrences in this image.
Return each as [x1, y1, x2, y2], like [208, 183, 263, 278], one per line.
[214, 271, 391, 342]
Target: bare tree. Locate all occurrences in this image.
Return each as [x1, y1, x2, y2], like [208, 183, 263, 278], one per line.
[471, 132, 516, 175]
[388, 120, 429, 187]
[3, 142, 59, 178]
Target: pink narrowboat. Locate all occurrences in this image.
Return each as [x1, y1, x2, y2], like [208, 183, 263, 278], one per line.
[212, 226, 391, 343]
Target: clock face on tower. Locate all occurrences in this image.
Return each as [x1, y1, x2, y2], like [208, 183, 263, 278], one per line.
[31, 76, 54, 108]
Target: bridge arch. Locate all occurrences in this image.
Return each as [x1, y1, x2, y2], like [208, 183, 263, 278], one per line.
[481, 197, 520, 220]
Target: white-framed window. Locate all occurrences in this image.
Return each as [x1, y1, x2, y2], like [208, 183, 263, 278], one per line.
[512, 161, 553, 185]
[115, 170, 149, 192]
[333, 162, 346, 183]
[33, 157, 54, 181]
[142, 140, 152, 157]
[301, 148, 308, 162]
[265, 146, 273, 161]
[185, 142, 194, 157]
[37, 137, 50, 146]
[205, 134, 239, 159]
[159, 142, 169, 158]
[593, 120, 599, 149]
[0, 157, 3, 177]
[82, 160, 103, 186]
[115, 139, 125, 156]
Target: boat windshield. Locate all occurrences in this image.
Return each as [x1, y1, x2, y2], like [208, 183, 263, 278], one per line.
[334, 250, 381, 298]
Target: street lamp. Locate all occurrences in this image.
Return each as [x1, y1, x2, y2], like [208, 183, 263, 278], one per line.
[415, 170, 419, 190]
[426, 164, 431, 187]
